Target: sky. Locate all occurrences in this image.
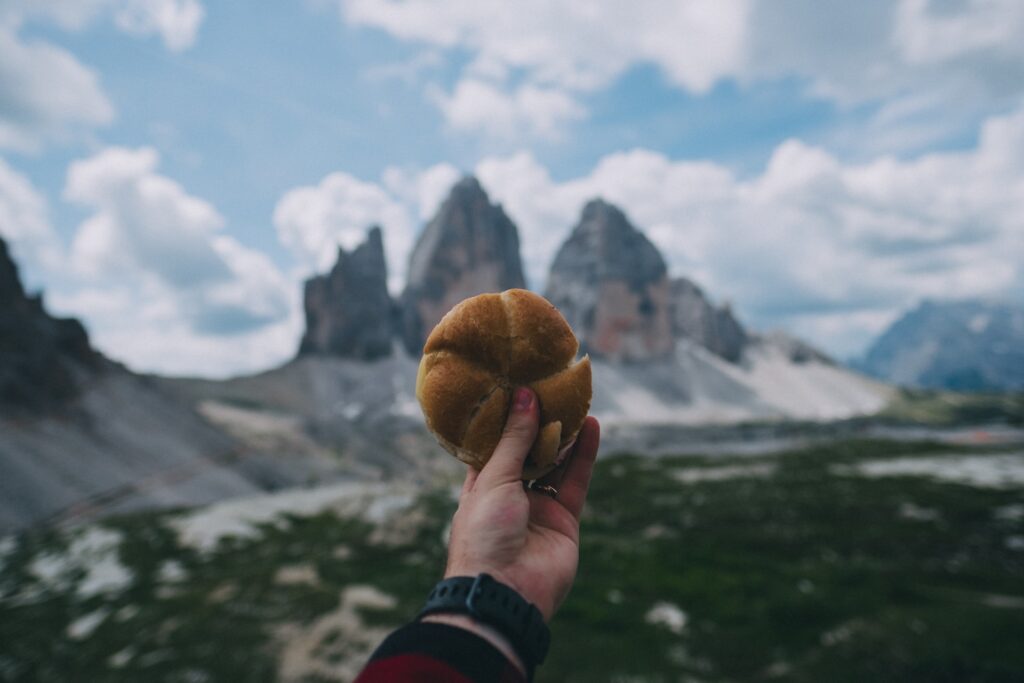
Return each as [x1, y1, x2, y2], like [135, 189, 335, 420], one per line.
[1, 0, 1022, 378]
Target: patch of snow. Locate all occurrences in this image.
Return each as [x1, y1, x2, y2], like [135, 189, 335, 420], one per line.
[738, 345, 891, 419]
[968, 314, 991, 333]
[341, 403, 364, 420]
[899, 502, 941, 521]
[157, 560, 187, 583]
[30, 527, 133, 598]
[673, 463, 775, 484]
[275, 564, 320, 587]
[67, 607, 110, 640]
[995, 504, 1024, 521]
[108, 646, 136, 669]
[982, 593, 1024, 609]
[168, 482, 413, 553]
[645, 601, 688, 635]
[1006, 536, 1024, 551]
[276, 585, 397, 682]
[391, 392, 423, 418]
[833, 453, 1024, 489]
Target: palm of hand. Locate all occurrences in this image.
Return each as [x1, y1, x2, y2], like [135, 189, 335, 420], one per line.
[447, 479, 582, 621]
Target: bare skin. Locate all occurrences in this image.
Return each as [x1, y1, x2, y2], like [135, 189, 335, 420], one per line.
[424, 387, 601, 674]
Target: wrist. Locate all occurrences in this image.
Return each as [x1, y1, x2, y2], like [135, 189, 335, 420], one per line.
[417, 573, 551, 675]
[420, 612, 527, 677]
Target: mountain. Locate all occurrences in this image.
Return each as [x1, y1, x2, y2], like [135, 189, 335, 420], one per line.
[669, 276, 748, 363]
[860, 299, 1024, 391]
[299, 226, 393, 360]
[399, 176, 526, 354]
[540, 197, 888, 421]
[0, 236, 353, 533]
[546, 199, 674, 362]
[0, 238, 102, 412]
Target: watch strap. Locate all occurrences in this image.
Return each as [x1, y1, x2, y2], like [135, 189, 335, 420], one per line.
[417, 574, 550, 670]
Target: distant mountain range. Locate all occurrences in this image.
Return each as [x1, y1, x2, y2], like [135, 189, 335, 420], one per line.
[294, 175, 890, 424]
[858, 300, 1024, 391]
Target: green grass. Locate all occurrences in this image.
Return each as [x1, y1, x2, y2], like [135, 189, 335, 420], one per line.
[880, 389, 1024, 426]
[1, 439, 1022, 682]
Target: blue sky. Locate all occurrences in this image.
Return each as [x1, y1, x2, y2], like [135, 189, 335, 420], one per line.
[1, 0, 1022, 376]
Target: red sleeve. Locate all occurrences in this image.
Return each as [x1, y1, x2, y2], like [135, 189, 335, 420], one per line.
[355, 621, 528, 683]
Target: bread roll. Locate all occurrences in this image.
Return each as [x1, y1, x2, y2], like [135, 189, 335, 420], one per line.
[416, 289, 592, 480]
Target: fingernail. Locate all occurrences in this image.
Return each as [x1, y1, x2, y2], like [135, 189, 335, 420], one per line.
[513, 387, 533, 413]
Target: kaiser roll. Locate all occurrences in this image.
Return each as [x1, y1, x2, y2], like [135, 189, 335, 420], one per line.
[415, 289, 592, 480]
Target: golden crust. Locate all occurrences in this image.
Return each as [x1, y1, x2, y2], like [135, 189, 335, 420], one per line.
[416, 289, 592, 480]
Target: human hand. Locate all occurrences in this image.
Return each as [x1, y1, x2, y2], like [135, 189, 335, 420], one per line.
[443, 387, 601, 622]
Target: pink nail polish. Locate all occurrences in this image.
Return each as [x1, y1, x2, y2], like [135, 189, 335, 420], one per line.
[513, 388, 533, 412]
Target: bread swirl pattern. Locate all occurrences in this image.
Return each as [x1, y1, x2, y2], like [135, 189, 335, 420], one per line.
[416, 289, 592, 480]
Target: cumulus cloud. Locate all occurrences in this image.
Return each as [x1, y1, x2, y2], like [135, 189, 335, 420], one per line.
[0, 0, 204, 151]
[2, 0, 205, 51]
[341, 0, 747, 139]
[0, 26, 114, 152]
[273, 171, 416, 293]
[60, 146, 295, 376]
[341, 0, 1024, 150]
[430, 79, 584, 140]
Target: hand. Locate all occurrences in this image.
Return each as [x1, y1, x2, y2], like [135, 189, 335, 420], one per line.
[443, 387, 601, 622]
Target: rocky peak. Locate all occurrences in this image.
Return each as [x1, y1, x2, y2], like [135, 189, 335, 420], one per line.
[0, 237, 100, 410]
[545, 199, 674, 362]
[399, 175, 526, 354]
[670, 277, 748, 363]
[299, 226, 394, 360]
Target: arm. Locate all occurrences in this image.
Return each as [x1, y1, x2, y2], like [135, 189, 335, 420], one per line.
[356, 387, 601, 681]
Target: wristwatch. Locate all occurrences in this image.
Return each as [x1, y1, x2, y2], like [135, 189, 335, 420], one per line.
[417, 573, 551, 670]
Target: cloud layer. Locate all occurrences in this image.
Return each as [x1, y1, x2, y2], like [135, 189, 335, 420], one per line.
[341, 0, 1024, 146]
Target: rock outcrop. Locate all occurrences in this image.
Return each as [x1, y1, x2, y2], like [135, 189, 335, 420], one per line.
[299, 227, 393, 360]
[670, 277, 748, 362]
[399, 176, 526, 354]
[0, 237, 101, 411]
[545, 199, 674, 362]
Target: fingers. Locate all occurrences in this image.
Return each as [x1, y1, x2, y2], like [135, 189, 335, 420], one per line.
[475, 387, 539, 491]
[551, 416, 600, 521]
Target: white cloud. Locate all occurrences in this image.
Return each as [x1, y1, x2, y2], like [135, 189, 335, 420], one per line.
[342, 0, 747, 139]
[2, 0, 205, 52]
[60, 146, 295, 376]
[472, 106, 1024, 357]
[274, 170, 425, 293]
[342, 0, 1024, 150]
[0, 0, 204, 151]
[0, 26, 114, 152]
[430, 79, 584, 140]
[0, 157, 63, 286]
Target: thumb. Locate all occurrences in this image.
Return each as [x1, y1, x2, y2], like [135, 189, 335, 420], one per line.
[475, 387, 539, 489]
